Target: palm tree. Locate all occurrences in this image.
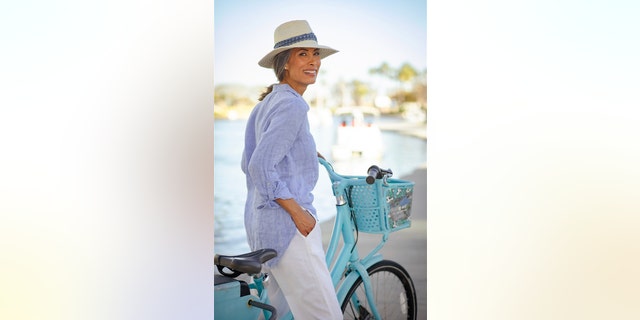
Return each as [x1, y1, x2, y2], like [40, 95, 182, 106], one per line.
[397, 63, 418, 87]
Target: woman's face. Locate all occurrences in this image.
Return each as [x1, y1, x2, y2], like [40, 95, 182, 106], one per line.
[284, 47, 321, 92]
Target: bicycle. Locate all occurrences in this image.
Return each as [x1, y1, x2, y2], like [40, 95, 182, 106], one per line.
[214, 158, 417, 319]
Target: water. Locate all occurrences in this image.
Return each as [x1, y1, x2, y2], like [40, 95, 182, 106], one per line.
[214, 115, 426, 255]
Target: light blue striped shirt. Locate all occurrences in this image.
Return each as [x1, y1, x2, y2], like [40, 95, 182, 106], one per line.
[241, 84, 318, 266]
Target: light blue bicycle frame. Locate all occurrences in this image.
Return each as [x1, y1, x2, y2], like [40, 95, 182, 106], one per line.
[253, 158, 393, 320]
[320, 158, 389, 320]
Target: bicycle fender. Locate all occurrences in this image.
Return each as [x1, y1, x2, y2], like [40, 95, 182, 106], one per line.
[214, 287, 262, 319]
[334, 254, 383, 304]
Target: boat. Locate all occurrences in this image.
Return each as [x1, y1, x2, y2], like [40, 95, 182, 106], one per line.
[331, 106, 384, 161]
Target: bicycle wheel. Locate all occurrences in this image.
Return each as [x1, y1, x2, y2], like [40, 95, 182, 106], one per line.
[341, 260, 417, 320]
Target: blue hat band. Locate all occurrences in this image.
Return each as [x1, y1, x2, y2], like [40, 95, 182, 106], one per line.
[274, 32, 317, 49]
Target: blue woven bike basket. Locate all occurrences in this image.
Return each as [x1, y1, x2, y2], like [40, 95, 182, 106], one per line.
[347, 178, 414, 233]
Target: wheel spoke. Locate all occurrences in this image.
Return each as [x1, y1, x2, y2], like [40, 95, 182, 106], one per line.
[341, 260, 416, 320]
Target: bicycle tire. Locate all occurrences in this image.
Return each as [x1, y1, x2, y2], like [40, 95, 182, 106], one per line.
[341, 260, 417, 320]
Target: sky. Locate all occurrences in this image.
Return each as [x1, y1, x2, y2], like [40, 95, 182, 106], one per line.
[214, 0, 427, 87]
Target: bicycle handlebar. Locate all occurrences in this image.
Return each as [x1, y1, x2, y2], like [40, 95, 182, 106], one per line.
[366, 166, 380, 184]
[319, 157, 393, 184]
[366, 165, 393, 184]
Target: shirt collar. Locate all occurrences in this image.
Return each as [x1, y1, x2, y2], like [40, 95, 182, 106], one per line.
[273, 83, 301, 97]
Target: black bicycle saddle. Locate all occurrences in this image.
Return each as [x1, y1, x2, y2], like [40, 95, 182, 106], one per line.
[214, 248, 277, 276]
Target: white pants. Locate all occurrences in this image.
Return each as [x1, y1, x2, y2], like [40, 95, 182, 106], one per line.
[265, 217, 342, 319]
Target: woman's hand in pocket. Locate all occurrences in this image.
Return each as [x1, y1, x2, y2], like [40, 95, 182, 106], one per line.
[293, 208, 316, 237]
[275, 198, 317, 237]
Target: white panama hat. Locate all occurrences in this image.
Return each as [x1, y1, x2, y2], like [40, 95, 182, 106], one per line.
[258, 20, 338, 68]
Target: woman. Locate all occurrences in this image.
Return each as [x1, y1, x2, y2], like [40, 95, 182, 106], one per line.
[241, 20, 342, 319]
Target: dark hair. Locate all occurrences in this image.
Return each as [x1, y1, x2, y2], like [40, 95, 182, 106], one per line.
[258, 50, 291, 101]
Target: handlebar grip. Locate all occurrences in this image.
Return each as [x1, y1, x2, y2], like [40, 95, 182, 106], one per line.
[366, 165, 380, 184]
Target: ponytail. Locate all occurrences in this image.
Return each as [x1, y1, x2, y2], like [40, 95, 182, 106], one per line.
[258, 84, 275, 101]
[257, 49, 291, 101]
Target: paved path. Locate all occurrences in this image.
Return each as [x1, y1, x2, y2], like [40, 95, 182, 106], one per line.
[320, 166, 427, 319]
